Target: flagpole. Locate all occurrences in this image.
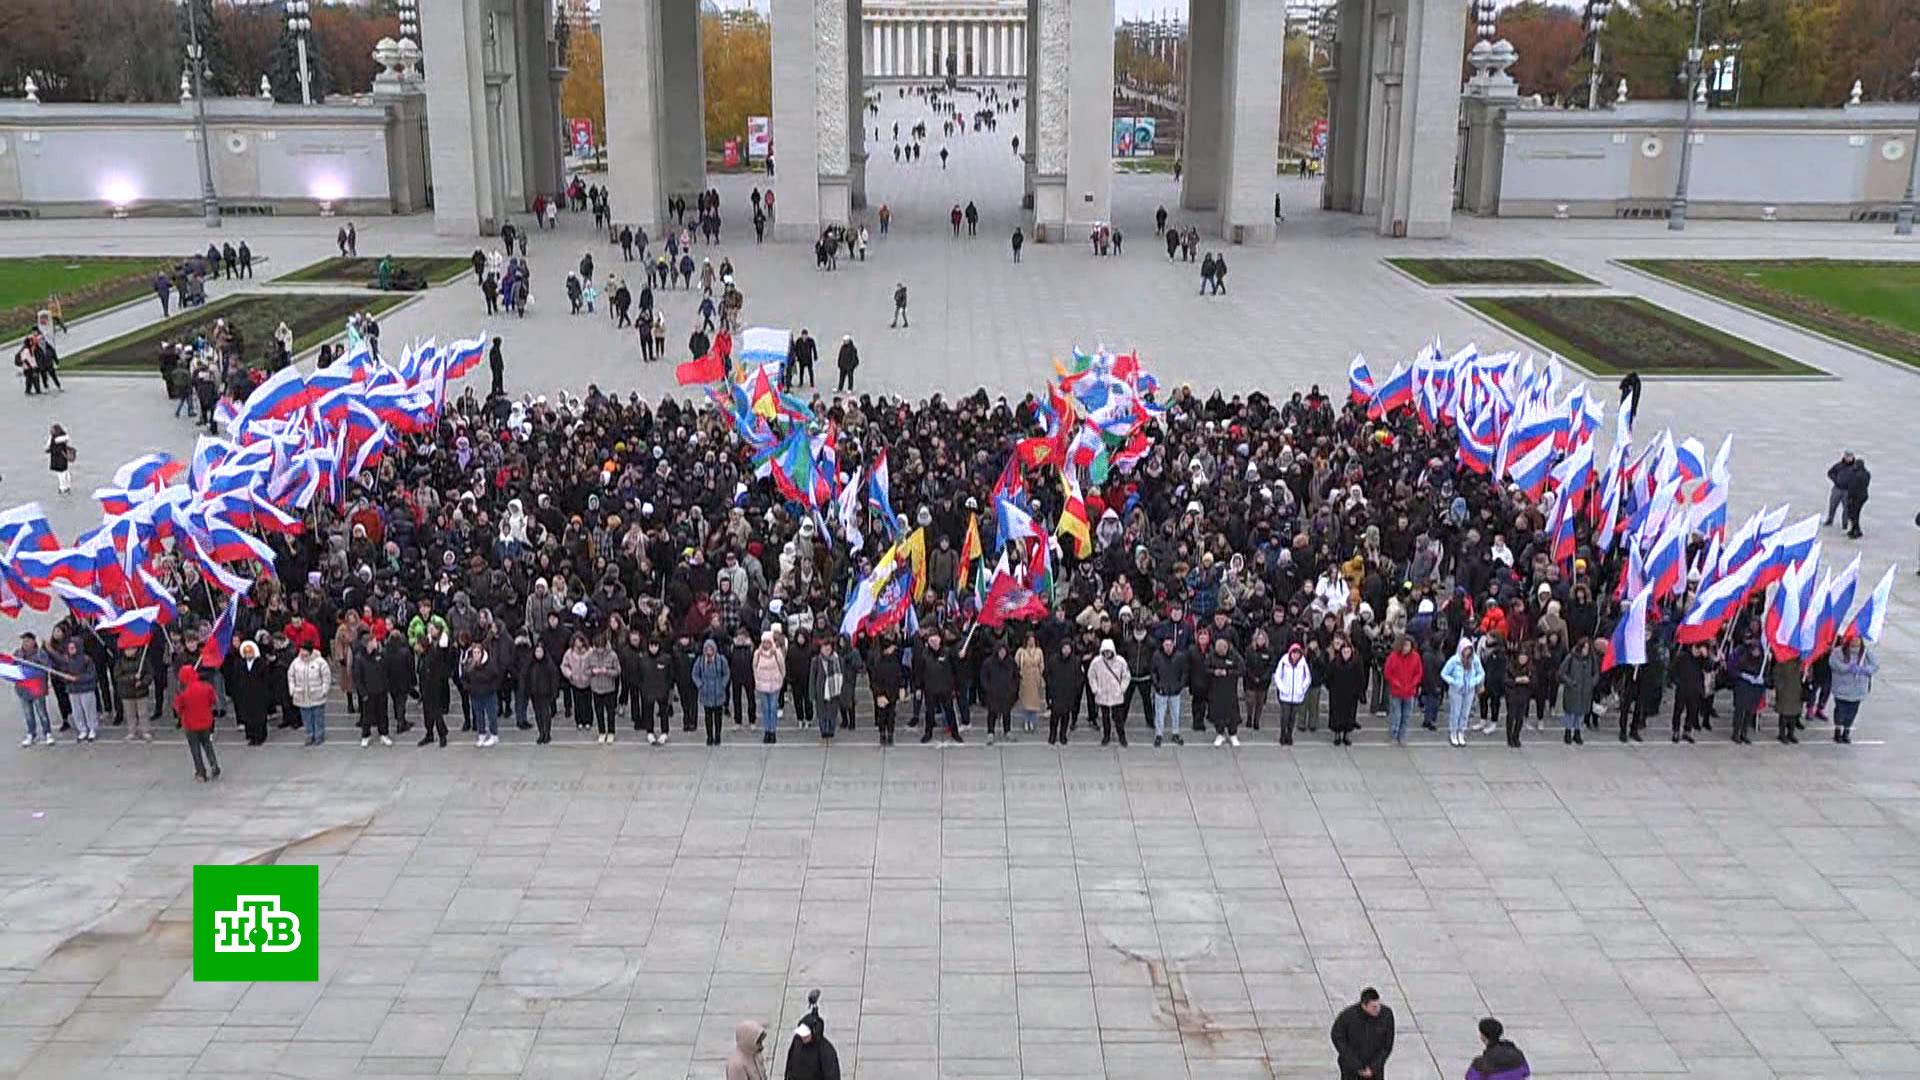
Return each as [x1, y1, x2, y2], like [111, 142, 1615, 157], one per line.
[7, 655, 75, 681]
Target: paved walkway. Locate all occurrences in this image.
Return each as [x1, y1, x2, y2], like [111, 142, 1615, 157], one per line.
[1, 93, 1919, 1077]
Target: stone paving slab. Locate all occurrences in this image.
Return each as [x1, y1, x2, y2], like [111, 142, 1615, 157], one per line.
[1, 87, 1918, 1078]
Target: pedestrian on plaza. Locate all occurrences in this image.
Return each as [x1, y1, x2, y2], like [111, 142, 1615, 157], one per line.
[964, 201, 979, 236]
[481, 272, 499, 315]
[1617, 370, 1642, 427]
[488, 337, 505, 398]
[1441, 637, 1484, 746]
[789, 328, 818, 388]
[1502, 649, 1532, 748]
[1324, 637, 1366, 746]
[1843, 455, 1871, 539]
[1165, 227, 1180, 261]
[1200, 253, 1216, 294]
[810, 638, 845, 742]
[14, 634, 54, 746]
[1210, 252, 1227, 293]
[153, 272, 173, 315]
[1464, 1018, 1530, 1080]
[237, 241, 253, 278]
[1824, 451, 1858, 528]
[1010, 226, 1024, 262]
[1558, 636, 1599, 745]
[835, 335, 859, 392]
[693, 639, 730, 746]
[226, 640, 274, 746]
[877, 203, 889, 234]
[1331, 988, 1395, 1080]
[352, 632, 393, 747]
[45, 423, 74, 496]
[1270, 641, 1311, 746]
[347, 221, 358, 256]
[52, 638, 97, 743]
[949, 204, 963, 237]
[784, 1019, 841, 1080]
[891, 282, 909, 328]
[1155, 205, 1168, 234]
[1088, 638, 1131, 747]
[939, 146, 949, 169]
[1382, 636, 1421, 745]
[1206, 634, 1243, 747]
[752, 631, 785, 744]
[1829, 635, 1877, 744]
[288, 640, 331, 746]
[174, 665, 220, 782]
[726, 1020, 768, 1080]
[1669, 640, 1709, 743]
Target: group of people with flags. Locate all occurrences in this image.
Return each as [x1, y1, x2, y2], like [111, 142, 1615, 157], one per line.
[0, 318, 1893, 778]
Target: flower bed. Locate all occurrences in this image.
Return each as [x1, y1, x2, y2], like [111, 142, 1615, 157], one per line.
[63, 293, 410, 373]
[1463, 295, 1818, 377]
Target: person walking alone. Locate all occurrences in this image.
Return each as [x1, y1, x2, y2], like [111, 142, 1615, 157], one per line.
[1331, 988, 1395, 1080]
[890, 282, 909, 328]
[174, 666, 221, 782]
[1010, 227, 1024, 263]
[835, 335, 859, 392]
[46, 423, 74, 495]
[1464, 1018, 1530, 1080]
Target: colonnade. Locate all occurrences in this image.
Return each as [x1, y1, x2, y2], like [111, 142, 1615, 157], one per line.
[863, 12, 1027, 79]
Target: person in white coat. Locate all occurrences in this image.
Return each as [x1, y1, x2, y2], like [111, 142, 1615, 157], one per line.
[1270, 641, 1312, 747]
[1086, 639, 1132, 748]
[287, 641, 333, 745]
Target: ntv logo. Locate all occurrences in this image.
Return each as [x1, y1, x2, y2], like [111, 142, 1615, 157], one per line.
[194, 866, 319, 982]
[213, 895, 302, 953]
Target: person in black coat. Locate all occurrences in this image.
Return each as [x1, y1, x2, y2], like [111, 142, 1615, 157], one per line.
[915, 634, 960, 742]
[835, 336, 860, 392]
[786, 632, 817, 733]
[1669, 641, 1709, 743]
[1323, 641, 1368, 742]
[225, 641, 275, 745]
[522, 641, 559, 744]
[729, 629, 754, 726]
[1331, 988, 1395, 1080]
[383, 633, 415, 734]
[351, 633, 391, 741]
[673, 634, 699, 732]
[415, 635, 452, 747]
[1042, 639, 1083, 746]
[1206, 637, 1243, 744]
[867, 637, 904, 745]
[978, 641, 1018, 742]
[784, 1017, 841, 1080]
[636, 638, 673, 740]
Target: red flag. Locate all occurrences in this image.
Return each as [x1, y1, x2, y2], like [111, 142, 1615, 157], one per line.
[676, 349, 726, 386]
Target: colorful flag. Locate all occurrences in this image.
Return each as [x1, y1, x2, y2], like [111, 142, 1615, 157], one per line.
[956, 512, 983, 593]
[1601, 585, 1652, 672]
[1058, 473, 1092, 559]
[99, 606, 162, 648]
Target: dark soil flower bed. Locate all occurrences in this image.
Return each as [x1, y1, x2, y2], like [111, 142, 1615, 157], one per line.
[1388, 258, 1595, 287]
[277, 256, 474, 289]
[63, 292, 410, 373]
[1463, 295, 1818, 377]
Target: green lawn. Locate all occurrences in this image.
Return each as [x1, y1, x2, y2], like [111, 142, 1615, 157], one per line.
[1, 256, 175, 337]
[1463, 295, 1818, 377]
[1625, 259, 1920, 368]
[64, 292, 411, 374]
[276, 256, 473, 288]
[1389, 257, 1596, 287]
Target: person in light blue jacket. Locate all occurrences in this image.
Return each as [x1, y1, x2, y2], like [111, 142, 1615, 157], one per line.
[1440, 639, 1485, 747]
[1828, 637, 1877, 745]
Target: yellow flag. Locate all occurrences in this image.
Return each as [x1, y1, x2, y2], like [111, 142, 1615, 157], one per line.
[899, 527, 929, 603]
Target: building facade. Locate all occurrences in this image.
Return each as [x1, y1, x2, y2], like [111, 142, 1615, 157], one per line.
[863, 1, 1029, 80]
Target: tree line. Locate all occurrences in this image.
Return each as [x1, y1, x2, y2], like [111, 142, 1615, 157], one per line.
[0, 0, 404, 104]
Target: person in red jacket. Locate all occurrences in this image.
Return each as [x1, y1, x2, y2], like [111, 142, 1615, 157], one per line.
[174, 665, 221, 782]
[1382, 636, 1424, 746]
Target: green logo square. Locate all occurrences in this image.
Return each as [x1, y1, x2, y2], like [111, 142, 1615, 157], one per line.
[193, 865, 319, 982]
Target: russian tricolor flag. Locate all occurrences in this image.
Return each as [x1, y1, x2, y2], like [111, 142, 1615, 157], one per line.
[1644, 516, 1689, 602]
[99, 606, 162, 648]
[1368, 363, 1414, 418]
[1674, 554, 1761, 644]
[0, 653, 47, 696]
[445, 336, 488, 381]
[1602, 585, 1652, 672]
[1766, 548, 1821, 661]
[134, 567, 179, 624]
[112, 453, 184, 492]
[200, 584, 249, 667]
[1846, 564, 1896, 645]
[0, 503, 58, 552]
[1348, 355, 1375, 404]
[50, 581, 119, 622]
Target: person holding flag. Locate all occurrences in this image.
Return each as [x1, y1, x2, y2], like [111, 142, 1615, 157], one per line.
[9, 633, 56, 745]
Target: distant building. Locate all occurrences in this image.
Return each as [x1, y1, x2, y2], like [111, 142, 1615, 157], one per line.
[862, 1, 1028, 79]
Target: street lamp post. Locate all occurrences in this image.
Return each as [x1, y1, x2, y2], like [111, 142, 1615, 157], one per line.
[1897, 60, 1920, 237]
[184, 2, 221, 227]
[1668, 0, 1706, 231]
[1584, 0, 1613, 110]
[287, 0, 313, 105]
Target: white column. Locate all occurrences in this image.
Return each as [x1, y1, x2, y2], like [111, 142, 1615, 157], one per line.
[1014, 24, 1025, 77]
[1217, 0, 1284, 242]
[909, 22, 919, 77]
[1030, 0, 1113, 240]
[941, 22, 950, 76]
[972, 22, 982, 77]
[1386, 0, 1468, 237]
[771, 0, 852, 237]
[987, 23, 997, 77]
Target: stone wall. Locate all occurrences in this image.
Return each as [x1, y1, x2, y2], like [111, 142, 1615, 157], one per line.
[0, 96, 425, 218]
[1482, 101, 1918, 221]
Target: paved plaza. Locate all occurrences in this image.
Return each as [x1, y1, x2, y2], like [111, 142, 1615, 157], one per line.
[2, 90, 1920, 1079]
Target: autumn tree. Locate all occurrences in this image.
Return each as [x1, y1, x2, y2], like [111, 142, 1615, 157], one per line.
[1494, 2, 1588, 104]
[311, 5, 399, 95]
[560, 0, 605, 146]
[703, 11, 772, 154]
[1280, 34, 1329, 149]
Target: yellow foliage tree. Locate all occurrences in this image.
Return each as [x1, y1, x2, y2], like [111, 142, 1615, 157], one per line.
[703, 11, 772, 156]
[559, 0, 604, 150]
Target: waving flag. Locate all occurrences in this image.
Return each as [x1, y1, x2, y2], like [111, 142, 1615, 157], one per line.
[186, 534, 255, 594]
[835, 465, 865, 553]
[200, 587, 244, 667]
[1752, 513, 1820, 592]
[978, 559, 1049, 627]
[1347, 355, 1375, 404]
[1846, 564, 1895, 645]
[1601, 585, 1652, 672]
[1644, 515, 1690, 603]
[995, 494, 1040, 550]
[133, 567, 179, 624]
[1506, 436, 1556, 502]
[239, 364, 314, 425]
[1058, 473, 1092, 558]
[956, 512, 983, 594]
[444, 336, 488, 380]
[113, 453, 184, 493]
[867, 450, 901, 537]
[0, 653, 47, 696]
[99, 606, 162, 648]
[0, 503, 58, 552]
[1674, 554, 1762, 644]
[1368, 363, 1413, 418]
[1766, 549, 1821, 661]
[50, 581, 119, 622]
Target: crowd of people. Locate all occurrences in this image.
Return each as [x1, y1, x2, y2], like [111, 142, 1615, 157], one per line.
[12, 339, 1886, 778]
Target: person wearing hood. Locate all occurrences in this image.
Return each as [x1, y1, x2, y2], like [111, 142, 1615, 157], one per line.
[1087, 638, 1132, 747]
[726, 1019, 768, 1080]
[174, 665, 219, 782]
[226, 639, 275, 746]
[1441, 638, 1486, 747]
[783, 1019, 841, 1080]
[1464, 1017, 1530, 1080]
[693, 639, 730, 745]
[979, 639, 1018, 745]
